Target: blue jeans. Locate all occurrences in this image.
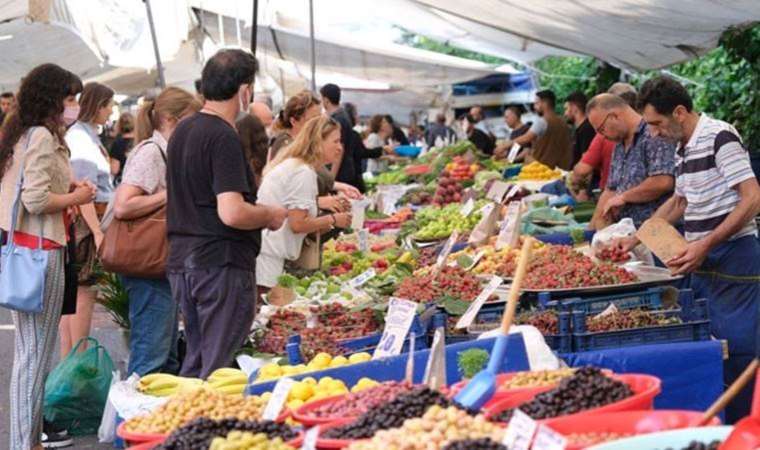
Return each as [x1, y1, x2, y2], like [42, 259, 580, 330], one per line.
[121, 276, 180, 376]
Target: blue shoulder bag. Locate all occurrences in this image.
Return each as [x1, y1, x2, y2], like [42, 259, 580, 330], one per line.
[0, 129, 49, 313]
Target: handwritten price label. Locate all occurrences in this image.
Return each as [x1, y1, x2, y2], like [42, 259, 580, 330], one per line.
[532, 424, 568, 450]
[460, 198, 475, 217]
[358, 229, 369, 252]
[372, 297, 417, 360]
[502, 409, 537, 450]
[435, 231, 459, 269]
[456, 275, 503, 329]
[261, 377, 294, 420]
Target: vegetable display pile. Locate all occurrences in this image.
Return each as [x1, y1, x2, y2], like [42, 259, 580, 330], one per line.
[515, 311, 559, 335]
[598, 246, 631, 262]
[308, 381, 414, 418]
[346, 405, 504, 450]
[322, 387, 468, 439]
[413, 203, 482, 241]
[443, 438, 507, 450]
[500, 368, 577, 390]
[393, 266, 482, 303]
[472, 246, 519, 277]
[490, 367, 633, 422]
[586, 309, 681, 332]
[524, 245, 637, 289]
[158, 418, 297, 450]
[566, 432, 632, 446]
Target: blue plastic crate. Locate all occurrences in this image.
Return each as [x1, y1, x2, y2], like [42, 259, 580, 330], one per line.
[539, 287, 689, 314]
[571, 298, 710, 352]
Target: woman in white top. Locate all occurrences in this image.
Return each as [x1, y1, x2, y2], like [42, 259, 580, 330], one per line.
[61, 81, 115, 358]
[112, 87, 201, 376]
[365, 114, 393, 173]
[256, 116, 352, 290]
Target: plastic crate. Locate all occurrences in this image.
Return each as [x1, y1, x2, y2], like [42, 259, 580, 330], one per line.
[571, 298, 710, 352]
[539, 287, 688, 314]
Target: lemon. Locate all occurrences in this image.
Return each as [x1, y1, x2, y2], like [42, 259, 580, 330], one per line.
[281, 365, 298, 376]
[348, 352, 371, 364]
[302, 377, 317, 386]
[317, 376, 334, 387]
[328, 388, 347, 397]
[328, 379, 346, 391]
[260, 363, 282, 378]
[287, 398, 305, 410]
[311, 391, 330, 401]
[310, 352, 332, 369]
[293, 364, 308, 374]
[260, 392, 272, 402]
[329, 356, 349, 368]
[289, 382, 314, 402]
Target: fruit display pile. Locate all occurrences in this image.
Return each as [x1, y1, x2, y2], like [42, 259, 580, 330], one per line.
[500, 368, 577, 390]
[515, 311, 559, 335]
[586, 309, 681, 332]
[471, 246, 519, 277]
[137, 373, 203, 397]
[433, 176, 464, 206]
[374, 169, 408, 185]
[517, 161, 562, 181]
[444, 156, 479, 181]
[256, 304, 379, 359]
[125, 388, 269, 435]
[284, 376, 378, 411]
[307, 381, 414, 418]
[158, 418, 297, 450]
[345, 405, 504, 450]
[413, 202, 482, 241]
[524, 245, 638, 289]
[393, 266, 482, 303]
[209, 432, 291, 450]
[254, 352, 371, 383]
[443, 439, 507, 450]
[490, 367, 633, 422]
[566, 432, 633, 447]
[598, 245, 632, 262]
[322, 387, 465, 439]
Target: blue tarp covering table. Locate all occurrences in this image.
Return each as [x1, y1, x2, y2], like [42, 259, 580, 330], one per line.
[562, 340, 724, 411]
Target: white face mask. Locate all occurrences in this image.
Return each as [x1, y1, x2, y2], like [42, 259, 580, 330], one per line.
[62, 105, 80, 126]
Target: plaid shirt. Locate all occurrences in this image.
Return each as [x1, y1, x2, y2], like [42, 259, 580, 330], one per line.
[607, 120, 676, 226]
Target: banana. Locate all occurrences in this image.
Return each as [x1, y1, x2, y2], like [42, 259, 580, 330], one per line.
[148, 386, 180, 397]
[208, 373, 249, 388]
[214, 384, 246, 396]
[208, 368, 245, 381]
[138, 373, 169, 386]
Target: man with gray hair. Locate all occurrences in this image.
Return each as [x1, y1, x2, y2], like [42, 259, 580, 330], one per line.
[586, 93, 676, 227]
[607, 82, 638, 109]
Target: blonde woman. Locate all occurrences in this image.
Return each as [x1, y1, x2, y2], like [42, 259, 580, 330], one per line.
[256, 116, 352, 291]
[112, 87, 201, 376]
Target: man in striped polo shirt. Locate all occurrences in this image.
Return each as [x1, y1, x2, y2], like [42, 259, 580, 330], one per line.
[634, 76, 760, 422]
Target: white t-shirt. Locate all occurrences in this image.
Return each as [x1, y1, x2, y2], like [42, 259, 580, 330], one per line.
[529, 117, 548, 138]
[365, 133, 385, 173]
[256, 158, 318, 287]
[66, 121, 114, 202]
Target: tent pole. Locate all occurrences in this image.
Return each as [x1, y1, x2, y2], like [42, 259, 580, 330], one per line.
[309, 0, 316, 92]
[144, 0, 166, 89]
[251, 0, 259, 55]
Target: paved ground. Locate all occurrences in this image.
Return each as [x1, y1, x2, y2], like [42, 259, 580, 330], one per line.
[0, 305, 129, 449]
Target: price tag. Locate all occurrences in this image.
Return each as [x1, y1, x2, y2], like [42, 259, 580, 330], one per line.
[372, 297, 418, 360]
[486, 181, 511, 203]
[349, 268, 376, 288]
[300, 425, 319, 450]
[495, 201, 522, 250]
[261, 377, 295, 420]
[435, 231, 459, 269]
[358, 229, 369, 252]
[456, 275, 503, 329]
[460, 198, 475, 217]
[479, 202, 495, 217]
[351, 199, 369, 230]
[592, 302, 619, 321]
[507, 143, 522, 163]
[504, 184, 521, 202]
[502, 409, 538, 450]
[532, 424, 568, 450]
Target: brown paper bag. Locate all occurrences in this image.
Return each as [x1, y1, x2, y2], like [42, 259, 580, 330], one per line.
[268, 286, 296, 306]
[636, 218, 688, 263]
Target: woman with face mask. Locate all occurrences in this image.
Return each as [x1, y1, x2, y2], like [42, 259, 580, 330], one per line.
[255, 116, 352, 294]
[60, 82, 116, 359]
[0, 64, 95, 450]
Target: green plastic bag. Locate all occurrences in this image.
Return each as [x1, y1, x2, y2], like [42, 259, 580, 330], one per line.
[44, 337, 115, 436]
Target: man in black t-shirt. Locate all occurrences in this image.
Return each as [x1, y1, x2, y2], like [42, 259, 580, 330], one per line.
[166, 49, 287, 378]
[564, 91, 596, 166]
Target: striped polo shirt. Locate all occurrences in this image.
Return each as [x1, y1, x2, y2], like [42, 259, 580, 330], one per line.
[675, 114, 758, 242]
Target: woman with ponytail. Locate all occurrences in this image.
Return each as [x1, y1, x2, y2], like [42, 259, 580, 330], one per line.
[112, 87, 201, 376]
[268, 90, 321, 161]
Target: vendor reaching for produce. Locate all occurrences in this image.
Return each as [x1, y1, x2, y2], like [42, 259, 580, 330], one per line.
[621, 76, 760, 422]
[256, 115, 352, 291]
[587, 93, 676, 228]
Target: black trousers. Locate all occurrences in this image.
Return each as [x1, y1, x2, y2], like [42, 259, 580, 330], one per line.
[168, 266, 256, 379]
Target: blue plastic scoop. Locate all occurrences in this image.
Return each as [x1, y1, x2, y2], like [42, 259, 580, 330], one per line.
[454, 238, 533, 410]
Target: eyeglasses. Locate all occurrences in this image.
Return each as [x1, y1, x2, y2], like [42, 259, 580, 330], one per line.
[596, 113, 614, 134]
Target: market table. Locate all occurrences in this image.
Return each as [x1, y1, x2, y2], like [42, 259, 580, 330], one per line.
[562, 339, 724, 411]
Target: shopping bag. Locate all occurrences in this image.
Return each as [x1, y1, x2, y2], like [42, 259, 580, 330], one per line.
[44, 337, 115, 435]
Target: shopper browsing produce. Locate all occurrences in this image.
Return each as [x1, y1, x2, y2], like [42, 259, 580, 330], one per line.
[621, 76, 760, 422]
[166, 49, 287, 379]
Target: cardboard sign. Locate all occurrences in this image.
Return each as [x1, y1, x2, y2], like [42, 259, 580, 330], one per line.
[502, 409, 538, 450]
[468, 202, 499, 247]
[262, 377, 294, 420]
[486, 181, 511, 203]
[507, 143, 522, 163]
[349, 268, 376, 288]
[358, 228, 369, 252]
[456, 275, 503, 329]
[460, 198, 476, 217]
[636, 217, 688, 264]
[435, 231, 460, 270]
[532, 424, 568, 450]
[495, 201, 522, 250]
[372, 297, 417, 359]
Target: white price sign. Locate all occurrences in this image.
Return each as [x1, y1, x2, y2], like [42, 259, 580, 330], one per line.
[495, 201, 522, 250]
[349, 268, 376, 288]
[358, 229, 369, 252]
[532, 424, 568, 450]
[455, 275, 503, 329]
[372, 297, 418, 360]
[435, 231, 460, 269]
[261, 377, 294, 420]
[507, 143, 522, 163]
[460, 198, 475, 217]
[486, 181, 511, 203]
[504, 184, 521, 202]
[300, 425, 319, 450]
[502, 409, 538, 450]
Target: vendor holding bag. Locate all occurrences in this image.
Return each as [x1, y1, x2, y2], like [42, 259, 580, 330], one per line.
[0, 64, 95, 450]
[110, 87, 201, 376]
[621, 76, 760, 422]
[256, 116, 352, 294]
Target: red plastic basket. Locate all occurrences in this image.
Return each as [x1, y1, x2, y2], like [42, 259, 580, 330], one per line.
[544, 410, 720, 449]
[117, 422, 169, 446]
[292, 394, 356, 426]
[485, 373, 661, 424]
[126, 439, 165, 450]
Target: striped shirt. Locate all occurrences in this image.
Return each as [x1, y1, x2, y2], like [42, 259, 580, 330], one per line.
[675, 114, 758, 242]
